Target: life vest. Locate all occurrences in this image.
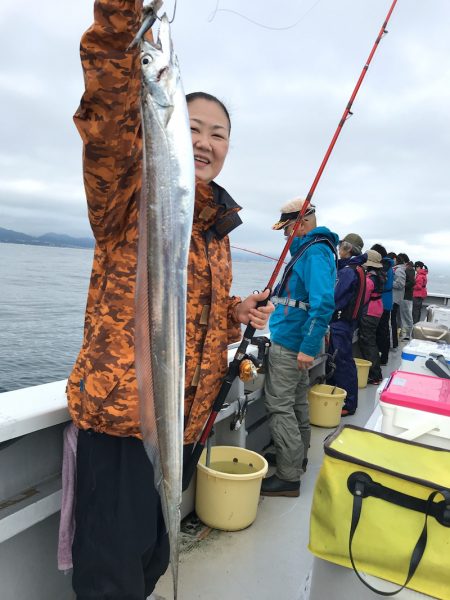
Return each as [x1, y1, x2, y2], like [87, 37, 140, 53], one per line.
[369, 269, 386, 299]
[272, 235, 337, 304]
[333, 263, 366, 322]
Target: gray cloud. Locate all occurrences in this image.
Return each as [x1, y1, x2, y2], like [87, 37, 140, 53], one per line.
[1, 0, 449, 268]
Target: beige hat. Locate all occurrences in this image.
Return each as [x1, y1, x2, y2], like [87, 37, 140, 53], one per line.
[272, 198, 316, 230]
[364, 249, 383, 269]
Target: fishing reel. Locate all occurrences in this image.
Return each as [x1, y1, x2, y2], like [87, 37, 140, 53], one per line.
[238, 336, 271, 382]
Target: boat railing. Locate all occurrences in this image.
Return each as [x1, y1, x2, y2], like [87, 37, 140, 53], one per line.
[1, 291, 448, 545]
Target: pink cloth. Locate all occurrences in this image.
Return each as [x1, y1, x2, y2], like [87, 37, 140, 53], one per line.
[413, 268, 428, 298]
[57, 422, 78, 571]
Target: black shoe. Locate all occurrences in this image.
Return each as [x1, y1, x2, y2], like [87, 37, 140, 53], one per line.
[260, 474, 300, 497]
[264, 453, 308, 472]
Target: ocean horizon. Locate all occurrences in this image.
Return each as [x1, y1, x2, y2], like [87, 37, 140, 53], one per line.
[1, 243, 449, 394]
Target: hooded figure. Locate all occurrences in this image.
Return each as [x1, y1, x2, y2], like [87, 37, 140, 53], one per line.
[262, 198, 338, 497]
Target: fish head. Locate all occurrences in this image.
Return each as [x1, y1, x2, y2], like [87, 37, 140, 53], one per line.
[140, 14, 178, 109]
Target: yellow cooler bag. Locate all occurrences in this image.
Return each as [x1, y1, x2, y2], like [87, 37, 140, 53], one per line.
[309, 425, 450, 599]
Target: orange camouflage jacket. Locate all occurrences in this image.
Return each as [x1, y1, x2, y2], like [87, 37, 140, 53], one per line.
[67, 0, 242, 444]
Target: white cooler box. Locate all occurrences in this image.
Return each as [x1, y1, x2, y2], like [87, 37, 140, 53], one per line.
[400, 339, 450, 376]
[380, 370, 450, 449]
[427, 304, 450, 328]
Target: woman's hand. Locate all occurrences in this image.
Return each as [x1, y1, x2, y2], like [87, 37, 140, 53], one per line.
[234, 289, 274, 329]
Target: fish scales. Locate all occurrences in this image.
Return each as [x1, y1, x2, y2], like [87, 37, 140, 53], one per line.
[134, 10, 195, 600]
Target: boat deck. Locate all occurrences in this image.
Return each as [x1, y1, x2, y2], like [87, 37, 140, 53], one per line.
[153, 349, 403, 600]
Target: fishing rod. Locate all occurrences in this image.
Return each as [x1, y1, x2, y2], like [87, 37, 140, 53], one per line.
[183, 0, 399, 489]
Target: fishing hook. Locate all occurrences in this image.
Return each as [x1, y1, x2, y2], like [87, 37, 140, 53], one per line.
[128, 0, 163, 50]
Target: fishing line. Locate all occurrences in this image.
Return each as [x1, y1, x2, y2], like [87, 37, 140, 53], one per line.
[208, 0, 322, 31]
[231, 245, 286, 263]
[169, 0, 178, 23]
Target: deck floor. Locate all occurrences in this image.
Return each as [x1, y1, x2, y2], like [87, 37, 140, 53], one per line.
[153, 348, 403, 600]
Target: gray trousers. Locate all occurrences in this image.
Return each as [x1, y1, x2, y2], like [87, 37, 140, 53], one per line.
[264, 342, 310, 482]
[399, 299, 413, 339]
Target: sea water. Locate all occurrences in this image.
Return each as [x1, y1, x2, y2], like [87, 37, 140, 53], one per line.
[1, 242, 449, 393]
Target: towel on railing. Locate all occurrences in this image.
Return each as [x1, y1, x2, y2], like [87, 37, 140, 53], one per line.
[57, 421, 78, 571]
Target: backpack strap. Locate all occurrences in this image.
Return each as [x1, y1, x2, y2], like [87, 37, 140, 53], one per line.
[274, 235, 337, 298]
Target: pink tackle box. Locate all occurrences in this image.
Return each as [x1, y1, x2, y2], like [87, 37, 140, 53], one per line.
[379, 370, 450, 449]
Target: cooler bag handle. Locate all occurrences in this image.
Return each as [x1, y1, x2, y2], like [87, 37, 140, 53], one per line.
[417, 325, 447, 341]
[347, 471, 450, 596]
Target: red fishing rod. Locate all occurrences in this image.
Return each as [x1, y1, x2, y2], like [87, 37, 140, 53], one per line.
[183, 0, 399, 488]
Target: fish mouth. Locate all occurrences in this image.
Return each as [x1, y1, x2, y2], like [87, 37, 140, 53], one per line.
[157, 66, 169, 81]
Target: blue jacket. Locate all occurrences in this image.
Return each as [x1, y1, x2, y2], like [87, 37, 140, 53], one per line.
[334, 253, 367, 316]
[269, 226, 338, 356]
[381, 257, 394, 311]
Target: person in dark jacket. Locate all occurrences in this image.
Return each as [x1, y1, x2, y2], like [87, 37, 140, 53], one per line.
[328, 233, 367, 416]
[398, 253, 415, 340]
[372, 244, 394, 365]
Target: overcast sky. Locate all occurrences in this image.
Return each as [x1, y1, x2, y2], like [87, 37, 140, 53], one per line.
[1, 0, 449, 267]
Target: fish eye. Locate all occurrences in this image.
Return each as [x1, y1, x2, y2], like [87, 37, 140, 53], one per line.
[141, 55, 152, 66]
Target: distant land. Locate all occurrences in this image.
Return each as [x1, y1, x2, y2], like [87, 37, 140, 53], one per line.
[0, 227, 270, 260]
[0, 227, 95, 249]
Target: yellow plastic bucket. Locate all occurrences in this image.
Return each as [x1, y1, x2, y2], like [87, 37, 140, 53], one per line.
[308, 384, 347, 427]
[195, 446, 268, 531]
[354, 358, 372, 388]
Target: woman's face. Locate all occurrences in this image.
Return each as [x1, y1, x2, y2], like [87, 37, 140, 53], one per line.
[187, 98, 230, 183]
[338, 242, 352, 259]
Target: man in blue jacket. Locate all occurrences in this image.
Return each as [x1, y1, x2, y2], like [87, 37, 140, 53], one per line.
[261, 199, 338, 497]
[328, 233, 367, 416]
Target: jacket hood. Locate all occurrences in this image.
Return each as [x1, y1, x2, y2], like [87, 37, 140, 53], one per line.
[383, 257, 395, 268]
[296, 226, 339, 248]
[338, 252, 367, 270]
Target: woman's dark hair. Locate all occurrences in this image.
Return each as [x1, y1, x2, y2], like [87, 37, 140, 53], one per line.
[414, 261, 424, 269]
[397, 253, 410, 264]
[386, 251, 397, 260]
[186, 92, 231, 133]
[371, 243, 387, 258]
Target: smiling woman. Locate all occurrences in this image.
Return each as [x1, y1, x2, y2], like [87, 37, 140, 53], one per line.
[186, 92, 231, 183]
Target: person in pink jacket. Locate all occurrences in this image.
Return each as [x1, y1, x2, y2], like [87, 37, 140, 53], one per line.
[413, 261, 428, 323]
[358, 249, 385, 384]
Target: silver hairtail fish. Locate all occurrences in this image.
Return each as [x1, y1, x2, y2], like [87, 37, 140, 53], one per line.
[134, 8, 195, 600]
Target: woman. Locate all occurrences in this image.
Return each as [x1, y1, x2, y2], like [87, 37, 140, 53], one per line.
[183, 91, 273, 447]
[359, 249, 385, 385]
[413, 261, 428, 323]
[328, 233, 367, 416]
[65, 3, 273, 598]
